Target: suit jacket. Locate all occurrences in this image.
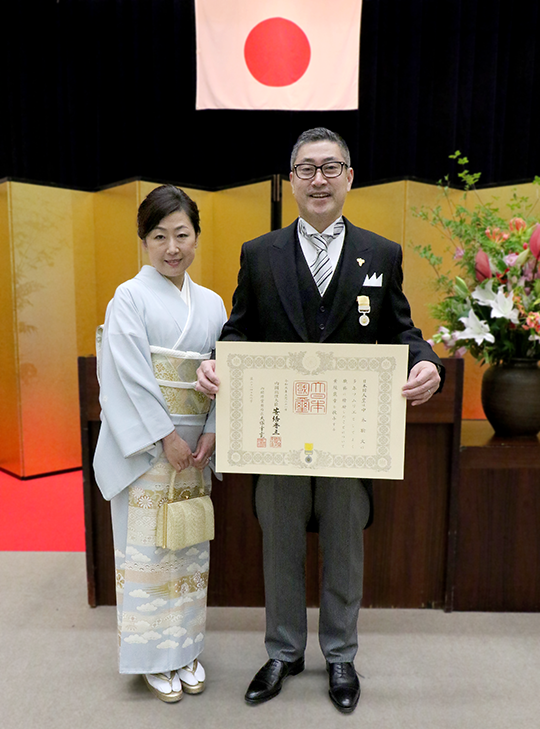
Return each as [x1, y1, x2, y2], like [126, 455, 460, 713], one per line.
[221, 217, 444, 527]
[222, 217, 442, 369]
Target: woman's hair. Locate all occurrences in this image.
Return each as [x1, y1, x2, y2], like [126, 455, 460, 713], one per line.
[137, 185, 201, 239]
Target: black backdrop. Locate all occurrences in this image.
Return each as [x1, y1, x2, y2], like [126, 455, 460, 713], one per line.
[3, 0, 540, 191]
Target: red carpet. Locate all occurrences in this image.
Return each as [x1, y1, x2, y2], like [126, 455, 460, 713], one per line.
[0, 469, 85, 551]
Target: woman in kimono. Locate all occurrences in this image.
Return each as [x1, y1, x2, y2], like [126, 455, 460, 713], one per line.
[93, 185, 227, 702]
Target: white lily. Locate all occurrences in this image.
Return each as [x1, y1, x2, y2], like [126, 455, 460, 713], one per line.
[459, 309, 496, 345]
[471, 279, 497, 306]
[490, 288, 520, 324]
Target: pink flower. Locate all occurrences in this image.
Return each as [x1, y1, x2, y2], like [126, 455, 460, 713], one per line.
[504, 252, 519, 266]
[455, 347, 467, 357]
[529, 225, 540, 260]
[509, 217, 527, 232]
[526, 312, 540, 333]
[475, 249, 492, 281]
[453, 246, 465, 260]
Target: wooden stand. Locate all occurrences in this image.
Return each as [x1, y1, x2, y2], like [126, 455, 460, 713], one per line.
[450, 421, 540, 611]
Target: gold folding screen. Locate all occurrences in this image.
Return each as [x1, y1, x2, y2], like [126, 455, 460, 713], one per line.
[0, 183, 88, 476]
[1, 176, 533, 476]
[0, 183, 19, 474]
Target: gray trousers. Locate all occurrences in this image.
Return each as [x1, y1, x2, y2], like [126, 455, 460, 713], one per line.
[255, 475, 371, 664]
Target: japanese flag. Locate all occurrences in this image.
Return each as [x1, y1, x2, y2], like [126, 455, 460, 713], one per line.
[195, 0, 363, 111]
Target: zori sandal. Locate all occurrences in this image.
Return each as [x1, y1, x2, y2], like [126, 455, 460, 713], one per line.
[143, 670, 183, 702]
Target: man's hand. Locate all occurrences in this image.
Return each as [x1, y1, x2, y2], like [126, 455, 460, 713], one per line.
[162, 431, 194, 472]
[196, 360, 220, 399]
[192, 432, 216, 471]
[402, 361, 441, 406]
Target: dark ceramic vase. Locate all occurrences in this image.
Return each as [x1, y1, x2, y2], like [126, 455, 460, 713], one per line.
[481, 358, 540, 436]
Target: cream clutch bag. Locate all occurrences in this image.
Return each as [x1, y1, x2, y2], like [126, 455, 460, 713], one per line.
[156, 467, 214, 551]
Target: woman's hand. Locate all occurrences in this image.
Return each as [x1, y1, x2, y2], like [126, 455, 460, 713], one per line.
[162, 430, 194, 472]
[192, 432, 216, 470]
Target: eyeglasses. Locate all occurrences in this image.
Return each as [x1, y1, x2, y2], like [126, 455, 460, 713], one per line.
[293, 162, 348, 180]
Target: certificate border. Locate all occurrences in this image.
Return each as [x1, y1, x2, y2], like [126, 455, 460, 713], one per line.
[226, 351, 397, 473]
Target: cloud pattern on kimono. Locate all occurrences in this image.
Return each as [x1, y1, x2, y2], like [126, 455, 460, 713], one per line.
[137, 603, 158, 612]
[163, 626, 187, 637]
[142, 631, 161, 641]
[129, 589, 150, 598]
[157, 640, 179, 650]
[124, 634, 148, 644]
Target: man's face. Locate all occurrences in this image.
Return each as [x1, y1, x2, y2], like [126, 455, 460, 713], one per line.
[289, 140, 354, 232]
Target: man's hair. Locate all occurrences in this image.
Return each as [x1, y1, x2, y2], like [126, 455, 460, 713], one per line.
[290, 127, 351, 169]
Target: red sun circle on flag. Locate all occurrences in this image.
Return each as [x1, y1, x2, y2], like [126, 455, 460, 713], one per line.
[244, 17, 311, 87]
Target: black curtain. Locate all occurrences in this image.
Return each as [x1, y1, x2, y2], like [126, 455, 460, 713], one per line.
[3, 0, 539, 191]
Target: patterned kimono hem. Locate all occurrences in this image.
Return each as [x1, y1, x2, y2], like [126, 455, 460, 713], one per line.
[111, 456, 210, 675]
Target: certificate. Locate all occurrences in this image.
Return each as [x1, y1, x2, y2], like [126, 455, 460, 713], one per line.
[215, 342, 409, 480]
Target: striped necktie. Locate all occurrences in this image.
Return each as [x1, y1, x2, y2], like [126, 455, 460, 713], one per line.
[299, 219, 345, 296]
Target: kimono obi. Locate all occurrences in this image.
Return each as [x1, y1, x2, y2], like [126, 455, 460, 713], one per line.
[149, 346, 212, 416]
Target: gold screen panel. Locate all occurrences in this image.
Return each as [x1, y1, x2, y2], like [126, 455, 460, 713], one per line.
[0, 182, 22, 474]
[94, 181, 139, 326]
[9, 182, 81, 475]
[212, 181, 271, 314]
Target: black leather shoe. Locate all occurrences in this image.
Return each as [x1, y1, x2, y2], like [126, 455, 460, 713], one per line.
[327, 662, 361, 713]
[244, 657, 305, 704]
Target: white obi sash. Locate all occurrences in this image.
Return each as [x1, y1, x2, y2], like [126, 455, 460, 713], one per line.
[150, 346, 212, 416]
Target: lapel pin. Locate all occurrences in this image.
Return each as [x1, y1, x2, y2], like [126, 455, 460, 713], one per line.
[357, 258, 365, 267]
[357, 295, 371, 326]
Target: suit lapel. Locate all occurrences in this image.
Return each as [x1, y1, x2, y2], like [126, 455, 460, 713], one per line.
[321, 219, 374, 342]
[269, 221, 309, 341]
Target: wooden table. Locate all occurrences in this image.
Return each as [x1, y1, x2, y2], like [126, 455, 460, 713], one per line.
[450, 421, 540, 611]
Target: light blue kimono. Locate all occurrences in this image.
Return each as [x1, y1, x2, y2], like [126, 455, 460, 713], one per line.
[93, 266, 226, 674]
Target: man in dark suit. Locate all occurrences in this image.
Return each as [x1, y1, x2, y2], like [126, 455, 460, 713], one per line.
[197, 128, 442, 713]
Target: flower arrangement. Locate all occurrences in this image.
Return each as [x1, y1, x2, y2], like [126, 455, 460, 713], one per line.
[413, 153, 540, 365]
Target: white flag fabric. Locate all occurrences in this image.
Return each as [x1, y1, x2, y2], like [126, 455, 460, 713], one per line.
[195, 0, 362, 111]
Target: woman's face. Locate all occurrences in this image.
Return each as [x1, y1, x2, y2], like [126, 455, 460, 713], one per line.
[143, 209, 198, 287]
